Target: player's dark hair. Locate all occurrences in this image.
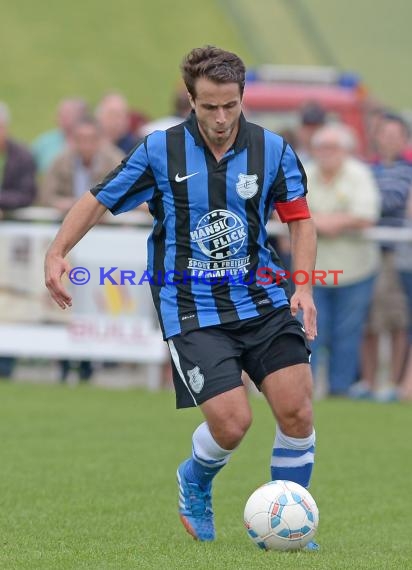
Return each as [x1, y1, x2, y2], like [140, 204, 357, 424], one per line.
[181, 46, 246, 99]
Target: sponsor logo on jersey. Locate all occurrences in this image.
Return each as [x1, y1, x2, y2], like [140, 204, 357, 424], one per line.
[175, 172, 199, 183]
[190, 209, 246, 259]
[188, 209, 250, 276]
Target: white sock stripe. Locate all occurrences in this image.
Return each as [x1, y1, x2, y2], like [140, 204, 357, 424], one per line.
[192, 451, 229, 469]
[167, 340, 197, 406]
[270, 452, 315, 468]
[275, 427, 316, 450]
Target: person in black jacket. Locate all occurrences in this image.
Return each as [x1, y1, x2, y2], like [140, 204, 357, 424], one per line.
[0, 101, 37, 378]
[0, 101, 37, 220]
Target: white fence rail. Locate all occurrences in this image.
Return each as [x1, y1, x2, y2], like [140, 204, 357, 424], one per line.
[0, 207, 411, 387]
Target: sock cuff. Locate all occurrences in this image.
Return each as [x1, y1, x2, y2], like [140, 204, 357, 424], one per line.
[192, 422, 232, 462]
[275, 427, 315, 450]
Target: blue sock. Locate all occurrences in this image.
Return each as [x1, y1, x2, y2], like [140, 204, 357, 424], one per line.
[270, 428, 315, 488]
[184, 422, 232, 488]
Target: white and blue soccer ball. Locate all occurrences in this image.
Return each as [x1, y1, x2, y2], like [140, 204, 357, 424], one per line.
[244, 480, 319, 551]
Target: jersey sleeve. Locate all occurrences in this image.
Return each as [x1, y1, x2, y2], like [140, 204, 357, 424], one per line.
[272, 143, 311, 223]
[90, 140, 156, 215]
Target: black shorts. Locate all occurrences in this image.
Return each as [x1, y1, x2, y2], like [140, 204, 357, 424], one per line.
[167, 307, 311, 408]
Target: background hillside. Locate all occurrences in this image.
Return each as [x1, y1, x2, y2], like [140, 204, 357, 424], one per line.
[221, 0, 412, 110]
[1, 0, 411, 140]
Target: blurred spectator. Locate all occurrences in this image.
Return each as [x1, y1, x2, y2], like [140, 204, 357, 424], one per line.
[40, 116, 122, 382]
[138, 89, 192, 137]
[0, 101, 37, 379]
[365, 104, 386, 159]
[397, 350, 412, 400]
[0, 101, 37, 218]
[59, 360, 94, 383]
[368, 107, 412, 162]
[306, 124, 381, 396]
[278, 128, 299, 150]
[95, 92, 137, 154]
[0, 357, 15, 379]
[40, 117, 123, 213]
[355, 113, 412, 398]
[376, 194, 412, 401]
[393, 264, 412, 401]
[271, 128, 301, 276]
[129, 109, 151, 138]
[295, 101, 326, 165]
[32, 98, 88, 174]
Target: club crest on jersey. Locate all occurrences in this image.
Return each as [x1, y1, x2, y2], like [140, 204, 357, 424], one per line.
[236, 173, 258, 199]
[187, 366, 205, 394]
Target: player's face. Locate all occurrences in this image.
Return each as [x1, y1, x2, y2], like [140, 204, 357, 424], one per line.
[189, 78, 242, 149]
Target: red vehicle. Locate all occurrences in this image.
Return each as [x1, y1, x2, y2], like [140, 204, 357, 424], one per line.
[242, 66, 377, 158]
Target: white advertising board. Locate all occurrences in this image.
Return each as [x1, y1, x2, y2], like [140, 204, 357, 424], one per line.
[0, 222, 167, 365]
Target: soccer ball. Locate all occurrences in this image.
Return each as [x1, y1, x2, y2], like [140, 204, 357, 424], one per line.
[244, 480, 319, 551]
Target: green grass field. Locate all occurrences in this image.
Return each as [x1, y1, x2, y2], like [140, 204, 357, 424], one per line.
[1, 383, 411, 569]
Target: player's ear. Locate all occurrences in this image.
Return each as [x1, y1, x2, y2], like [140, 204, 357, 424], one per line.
[187, 92, 195, 110]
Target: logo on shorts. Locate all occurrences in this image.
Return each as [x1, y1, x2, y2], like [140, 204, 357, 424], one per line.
[187, 366, 205, 394]
[236, 173, 258, 199]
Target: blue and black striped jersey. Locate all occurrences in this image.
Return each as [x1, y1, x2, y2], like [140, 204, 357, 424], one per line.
[91, 112, 310, 339]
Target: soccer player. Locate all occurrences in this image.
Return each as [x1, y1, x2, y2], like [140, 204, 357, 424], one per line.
[45, 47, 318, 549]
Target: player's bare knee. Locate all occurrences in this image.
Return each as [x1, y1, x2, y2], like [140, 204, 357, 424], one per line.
[236, 410, 253, 438]
[212, 413, 252, 450]
[217, 427, 247, 450]
[278, 402, 313, 437]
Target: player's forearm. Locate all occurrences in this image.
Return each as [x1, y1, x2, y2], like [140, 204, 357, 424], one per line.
[288, 218, 317, 291]
[47, 191, 107, 257]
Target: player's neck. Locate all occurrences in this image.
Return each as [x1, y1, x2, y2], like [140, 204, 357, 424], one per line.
[199, 124, 239, 163]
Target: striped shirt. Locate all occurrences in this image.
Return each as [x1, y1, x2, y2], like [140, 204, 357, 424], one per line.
[371, 157, 412, 251]
[371, 157, 412, 225]
[91, 112, 310, 339]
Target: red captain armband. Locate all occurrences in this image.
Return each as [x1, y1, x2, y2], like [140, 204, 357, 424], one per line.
[274, 197, 311, 222]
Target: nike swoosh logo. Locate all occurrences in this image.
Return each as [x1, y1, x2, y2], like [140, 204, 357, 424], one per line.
[175, 172, 199, 183]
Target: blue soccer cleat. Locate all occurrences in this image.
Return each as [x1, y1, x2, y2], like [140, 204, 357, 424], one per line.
[177, 459, 215, 541]
[304, 540, 320, 551]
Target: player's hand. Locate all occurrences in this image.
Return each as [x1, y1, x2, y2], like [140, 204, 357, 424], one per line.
[44, 252, 72, 309]
[290, 289, 317, 341]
